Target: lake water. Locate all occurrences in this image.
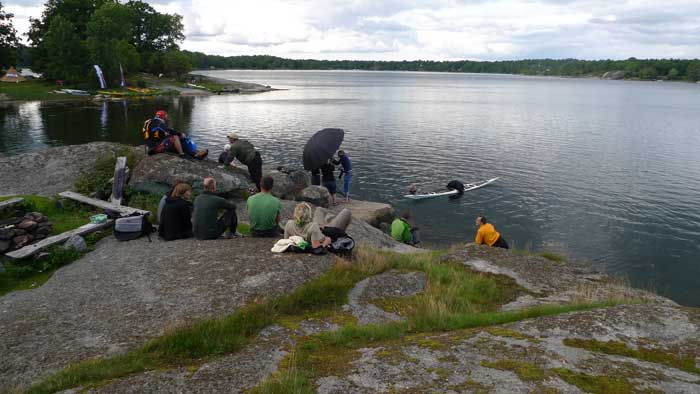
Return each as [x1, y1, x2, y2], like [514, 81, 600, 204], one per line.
[1, 70, 699, 306]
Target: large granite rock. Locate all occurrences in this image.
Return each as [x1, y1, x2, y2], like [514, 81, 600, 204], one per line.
[334, 200, 394, 228]
[129, 154, 254, 197]
[602, 70, 626, 80]
[0, 142, 144, 197]
[296, 186, 331, 208]
[268, 170, 309, 200]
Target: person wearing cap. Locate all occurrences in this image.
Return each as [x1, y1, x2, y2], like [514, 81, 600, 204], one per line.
[223, 133, 263, 191]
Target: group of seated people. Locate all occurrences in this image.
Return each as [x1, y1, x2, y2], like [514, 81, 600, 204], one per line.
[157, 174, 353, 251]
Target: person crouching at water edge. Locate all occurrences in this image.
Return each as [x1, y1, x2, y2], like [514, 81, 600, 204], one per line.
[220, 133, 263, 192]
[475, 216, 509, 249]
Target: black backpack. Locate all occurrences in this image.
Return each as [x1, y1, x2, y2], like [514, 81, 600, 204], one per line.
[113, 213, 154, 242]
[322, 227, 355, 255]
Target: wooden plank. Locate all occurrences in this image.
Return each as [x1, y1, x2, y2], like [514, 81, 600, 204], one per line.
[6, 220, 113, 260]
[110, 157, 127, 206]
[59, 191, 150, 216]
[0, 197, 23, 210]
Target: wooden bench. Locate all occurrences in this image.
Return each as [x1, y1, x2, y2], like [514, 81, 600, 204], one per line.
[0, 197, 24, 210]
[58, 191, 150, 216]
[5, 220, 113, 260]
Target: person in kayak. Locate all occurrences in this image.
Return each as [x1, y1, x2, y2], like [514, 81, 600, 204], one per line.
[143, 110, 208, 159]
[222, 133, 263, 192]
[447, 180, 465, 198]
[475, 216, 509, 249]
[391, 210, 420, 246]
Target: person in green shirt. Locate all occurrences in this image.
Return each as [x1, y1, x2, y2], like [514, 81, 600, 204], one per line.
[391, 210, 420, 246]
[193, 177, 239, 240]
[247, 175, 283, 237]
[223, 133, 263, 192]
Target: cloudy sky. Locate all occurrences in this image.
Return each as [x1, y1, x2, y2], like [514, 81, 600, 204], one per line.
[5, 0, 700, 60]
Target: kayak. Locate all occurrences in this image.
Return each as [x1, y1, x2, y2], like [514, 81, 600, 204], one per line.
[404, 177, 500, 200]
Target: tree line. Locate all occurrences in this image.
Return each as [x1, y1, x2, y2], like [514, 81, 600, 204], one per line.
[184, 53, 700, 82]
[0, 0, 190, 86]
[1, 1, 700, 84]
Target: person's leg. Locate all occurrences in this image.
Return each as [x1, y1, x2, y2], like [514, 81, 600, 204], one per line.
[313, 207, 327, 227]
[344, 172, 352, 201]
[170, 136, 185, 155]
[326, 208, 352, 231]
[493, 236, 509, 249]
[216, 208, 238, 237]
[247, 153, 263, 191]
[410, 227, 421, 245]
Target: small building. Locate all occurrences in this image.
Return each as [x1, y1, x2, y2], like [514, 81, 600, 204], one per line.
[1, 67, 26, 83]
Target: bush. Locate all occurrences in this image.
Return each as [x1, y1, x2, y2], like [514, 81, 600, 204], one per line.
[136, 79, 147, 88]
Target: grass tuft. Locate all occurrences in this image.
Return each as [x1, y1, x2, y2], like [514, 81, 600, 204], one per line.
[481, 359, 546, 381]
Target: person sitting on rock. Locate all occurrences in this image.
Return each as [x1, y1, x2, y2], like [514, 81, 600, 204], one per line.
[284, 203, 352, 249]
[320, 159, 338, 206]
[391, 210, 420, 246]
[222, 133, 263, 192]
[193, 177, 239, 240]
[143, 110, 208, 159]
[475, 216, 509, 249]
[247, 175, 282, 237]
[159, 183, 194, 241]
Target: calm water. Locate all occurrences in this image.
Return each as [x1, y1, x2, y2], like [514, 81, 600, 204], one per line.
[1, 70, 699, 306]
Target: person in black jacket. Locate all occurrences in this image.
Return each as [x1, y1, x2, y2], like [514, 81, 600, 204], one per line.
[159, 183, 194, 241]
[320, 159, 338, 206]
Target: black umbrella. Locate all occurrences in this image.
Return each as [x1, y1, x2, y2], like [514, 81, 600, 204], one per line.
[303, 128, 344, 170]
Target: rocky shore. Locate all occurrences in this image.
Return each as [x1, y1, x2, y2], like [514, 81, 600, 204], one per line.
[0, 143, 698, 393]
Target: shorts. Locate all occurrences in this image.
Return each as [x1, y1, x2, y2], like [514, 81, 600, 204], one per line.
[323, 180, 337, 195]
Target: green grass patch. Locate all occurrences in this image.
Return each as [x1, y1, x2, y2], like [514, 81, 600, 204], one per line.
[0, 79, 91, 101]
[481, 359, 546, 381]
[563, 338, 700, 375]
[552, 368, 645, 394]
[74, 147, 137, 197]
[1, 195, 94, 235]
[26, 248, 624, 394]
[0, 232, 109, 296]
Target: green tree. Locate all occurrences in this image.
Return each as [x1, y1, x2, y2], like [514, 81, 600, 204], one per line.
[86, 2, 139, 85]
[667, 68, 679, 80]
[639, 66, 658, 80]
[687, 61, 700, 82]
[0, 2, 20, 68]
[126, 1, 183, 53]
[28, 0, 112, 73]
[40, 15, 87, 81]
[162, 50, 192, 76]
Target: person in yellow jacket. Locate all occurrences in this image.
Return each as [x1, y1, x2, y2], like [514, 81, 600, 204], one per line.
[475, 216, 509, 249]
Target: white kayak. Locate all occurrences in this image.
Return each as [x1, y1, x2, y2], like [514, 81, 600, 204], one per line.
[404, 177, 500, 200]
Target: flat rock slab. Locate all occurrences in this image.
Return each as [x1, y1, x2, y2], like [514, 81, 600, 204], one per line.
[315, 304, 700, 394]
[0, 142, 144, 197]
[0, 237, 333, 390]
[345, 270, 427, 326]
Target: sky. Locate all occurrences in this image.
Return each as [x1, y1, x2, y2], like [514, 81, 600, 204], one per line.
[5, 0, 700, 61]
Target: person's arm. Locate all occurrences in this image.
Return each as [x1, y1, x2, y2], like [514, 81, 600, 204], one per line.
[308, 223, 330, 248]
[475, 227, 484, 244]
[214, 195, 237, 210]
[402, 222, 412, 244]
[283, 220, 292, 239]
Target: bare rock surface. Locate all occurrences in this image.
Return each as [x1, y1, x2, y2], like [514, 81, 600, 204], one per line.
[130, 154, 253, 196]
[0, 142, 143, 197]
[450, 244, 674, 310]
[0, 237, 333, 390]
[314, 304, 700, 393]
[344, 270, 427, 325]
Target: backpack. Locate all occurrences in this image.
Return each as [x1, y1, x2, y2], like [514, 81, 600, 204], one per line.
[322, 227, 355, 255]
[113, 213, 154, 242]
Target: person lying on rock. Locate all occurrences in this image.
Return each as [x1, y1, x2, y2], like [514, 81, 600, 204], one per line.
[159, 183, 194, 241]
[247, 175, 282, 237]
[391, 210, 420, 246]
[143, 110, 208, 159]
[284, 202, 352, 250]
[222, 133, 263, 192]
[475, 216, 509, 249]
[193, 177, 240, 240]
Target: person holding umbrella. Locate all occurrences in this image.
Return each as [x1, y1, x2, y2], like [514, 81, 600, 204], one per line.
[320, 159, 338, 206]
[223, 133, 263, 192]
[303, 128, 345, 202]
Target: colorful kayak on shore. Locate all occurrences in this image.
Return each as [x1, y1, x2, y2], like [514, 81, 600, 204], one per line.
[404, 177, 500, 200]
